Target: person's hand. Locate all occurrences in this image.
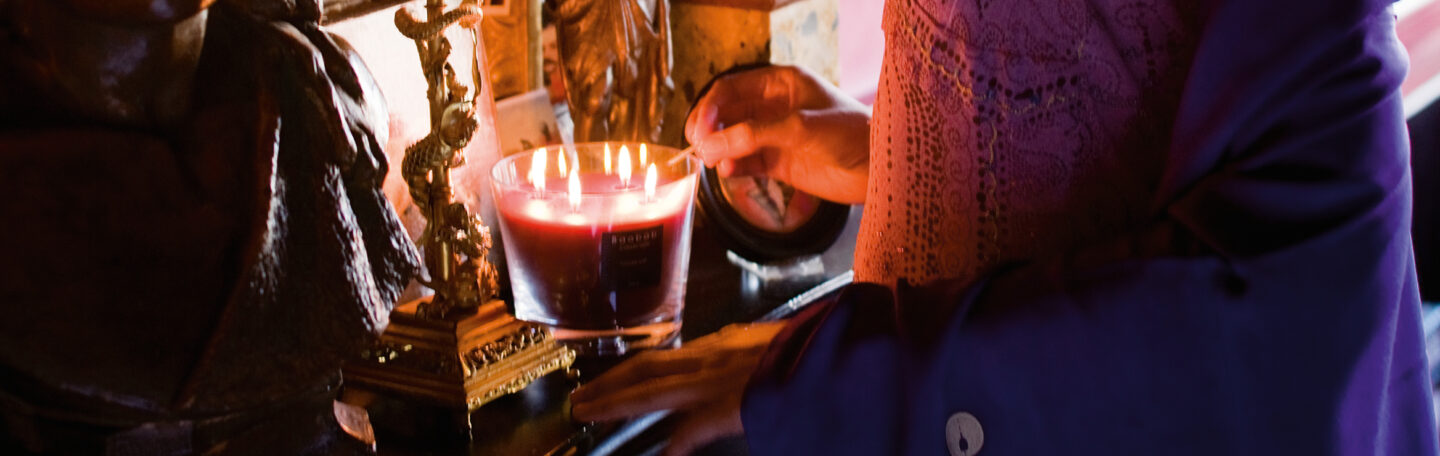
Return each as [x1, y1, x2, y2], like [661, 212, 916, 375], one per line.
[570, 322, 786, 456]
[686, 65, 870, 205]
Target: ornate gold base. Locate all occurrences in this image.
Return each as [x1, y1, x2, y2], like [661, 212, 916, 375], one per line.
[343, 298, 576, 416]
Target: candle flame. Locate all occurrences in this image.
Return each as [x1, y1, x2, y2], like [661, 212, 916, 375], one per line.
[618, 145, 632, 187]
[568, 165, 581, 211]
[603, 143, 612, 175]
[645, 163, 657, 201]
[639, 143, 648, 166]
[530, 147, 547, 192]
[557, 150, 568, 178]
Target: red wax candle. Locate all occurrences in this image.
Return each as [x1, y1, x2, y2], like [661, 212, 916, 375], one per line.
[491, 143, 700, 352]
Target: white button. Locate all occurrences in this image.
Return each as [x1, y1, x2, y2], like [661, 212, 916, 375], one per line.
[945, 412, 984, 456]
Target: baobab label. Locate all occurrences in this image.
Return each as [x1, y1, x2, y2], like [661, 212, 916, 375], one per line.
[602, 225, 664, 289]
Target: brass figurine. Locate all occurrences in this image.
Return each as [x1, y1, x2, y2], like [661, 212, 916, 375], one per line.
[550, 0, 675, 143]
[394, 1, 499, 319]
[342, 1, 575, 433]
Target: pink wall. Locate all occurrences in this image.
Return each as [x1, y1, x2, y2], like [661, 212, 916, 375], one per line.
[837, 0, 884, 105]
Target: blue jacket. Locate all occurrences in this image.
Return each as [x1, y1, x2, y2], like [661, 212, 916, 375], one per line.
[743, 1, 1438, 454]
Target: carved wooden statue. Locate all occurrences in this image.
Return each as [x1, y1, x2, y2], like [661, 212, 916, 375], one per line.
[0, 0, 418, 453]
[549, 0, 674, 143]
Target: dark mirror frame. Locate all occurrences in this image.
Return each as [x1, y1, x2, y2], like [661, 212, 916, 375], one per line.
[687, 63, 850, 262]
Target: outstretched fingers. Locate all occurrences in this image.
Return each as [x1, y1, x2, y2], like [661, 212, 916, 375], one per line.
[571, 370, 722, 422]
[571, 350, 705, 404]
[566, 322, 784, 454]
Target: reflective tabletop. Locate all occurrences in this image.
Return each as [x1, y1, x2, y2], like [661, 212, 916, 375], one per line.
[371, 206, 862, 455]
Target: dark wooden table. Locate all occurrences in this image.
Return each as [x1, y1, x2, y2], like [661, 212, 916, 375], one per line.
[375, 207, 862, 455]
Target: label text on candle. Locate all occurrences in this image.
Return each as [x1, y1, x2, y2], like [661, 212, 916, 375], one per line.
[601, 225, 663, 289]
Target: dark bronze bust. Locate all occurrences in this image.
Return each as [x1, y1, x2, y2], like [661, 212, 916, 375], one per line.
[0, 0, 418, 453]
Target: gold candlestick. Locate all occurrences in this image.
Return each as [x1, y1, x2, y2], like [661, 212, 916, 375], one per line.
[343, 0, 574, 436]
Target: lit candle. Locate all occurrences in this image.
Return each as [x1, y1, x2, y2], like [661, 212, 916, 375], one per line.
[492, 142, 701, 347]
[568, 165, 581, 212]
[604, 143, 613, 175]
[639, 143, 648, 166]
[557, 150, 569, 178]
[530, 147, 547, 192]
[618, 145, 632, 188]
[645, 163, 657, 202]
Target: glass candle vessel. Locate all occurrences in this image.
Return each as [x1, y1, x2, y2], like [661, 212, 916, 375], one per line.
[491, 142, 701, 355]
